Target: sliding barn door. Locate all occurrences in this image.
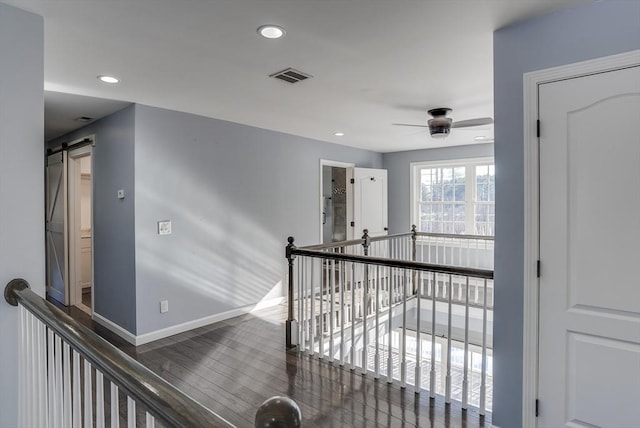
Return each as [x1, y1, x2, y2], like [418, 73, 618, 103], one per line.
[46, 152, 69, 304]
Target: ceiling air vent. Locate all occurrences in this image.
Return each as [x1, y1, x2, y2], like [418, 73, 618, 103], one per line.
[269, 68, 312, 84]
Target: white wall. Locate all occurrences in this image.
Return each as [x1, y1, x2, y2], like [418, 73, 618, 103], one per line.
[0, 3, 44, 425]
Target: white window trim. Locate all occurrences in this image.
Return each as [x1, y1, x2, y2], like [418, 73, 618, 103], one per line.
[410, 157, 494, 235]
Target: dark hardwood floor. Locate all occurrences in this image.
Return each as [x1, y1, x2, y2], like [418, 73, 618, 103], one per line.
[52, 300, 492, 427]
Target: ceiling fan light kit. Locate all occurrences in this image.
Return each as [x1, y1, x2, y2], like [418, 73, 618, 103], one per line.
[393, 107, 494, 140]
[427, 108, 453, 138]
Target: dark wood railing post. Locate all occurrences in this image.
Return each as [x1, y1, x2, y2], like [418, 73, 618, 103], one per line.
[285, 236, 298, 349]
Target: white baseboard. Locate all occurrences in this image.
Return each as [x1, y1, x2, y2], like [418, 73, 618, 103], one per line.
[135, 296, 285, 346]
[93, 296, 285, 347]
[92, 312, 137, 345]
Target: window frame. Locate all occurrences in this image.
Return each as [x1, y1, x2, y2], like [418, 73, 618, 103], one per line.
[410, 157, 495, 236]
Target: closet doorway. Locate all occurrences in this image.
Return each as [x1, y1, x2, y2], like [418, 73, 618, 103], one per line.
[45, 137, 94, 314]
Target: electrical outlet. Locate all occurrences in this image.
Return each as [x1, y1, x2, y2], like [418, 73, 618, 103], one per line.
[160, 300, 169, 313]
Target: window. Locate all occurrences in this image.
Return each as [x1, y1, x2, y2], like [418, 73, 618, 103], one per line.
[411, 158, 495, 236]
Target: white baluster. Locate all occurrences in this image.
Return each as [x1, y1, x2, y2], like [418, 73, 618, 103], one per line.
[18, 307, 26, 427]
[110, 383, 119, 428]
[309, 259, 315, 356]
[73, 349, 81, 427]
[480, 279, 488, 416]
[374, 266, 380, 379]
[329, 259, 335, 363]
[430, 272, 437, 398]
[298, 256, 304, 348]
[445, 275, 453, 404]
[387, 268, 394, 383]
[127, 396, 136, 428]
[63, 342, 72, 426]
[145, 412, 155, 428]
[54, 334, 64, 427]
[96, 371, 105, 428]
[462, 277, 470, 410]
[47, 328, 55, 425]
[350, 262, 356, 369]
[319, 260, 325, 358]
[84, 360, 93, 428]
[361, 263, 368, 375]
[415, 270, 422, 394]
[37, 315, 47, 427]
[340, 259, 346, 366]
[401, 271, 407, 388]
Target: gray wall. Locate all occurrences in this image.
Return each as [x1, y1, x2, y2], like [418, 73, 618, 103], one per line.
[134, 104, 382, 334]
[0, 4, 44, 425]
[493, 1, 640, 426]
[382, 144, 494, 234]
[49, 106, 137, 333]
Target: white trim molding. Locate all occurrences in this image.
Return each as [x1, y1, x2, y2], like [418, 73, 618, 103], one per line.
[93, 297, 286, 346]
[319, 159, 355, 242]
[410, 157, 494, 235]
[522, 49, 640, 428]
[92, 312, 138, 345]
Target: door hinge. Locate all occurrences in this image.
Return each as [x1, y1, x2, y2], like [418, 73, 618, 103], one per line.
[535, 399, 540, 417]
[350, 221, 355, 227]
[536, 120, 540, 138]
[537, 260, 541, 278]
[350, 178, 355, 184]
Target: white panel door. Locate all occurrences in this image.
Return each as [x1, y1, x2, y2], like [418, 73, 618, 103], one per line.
[46, 151, 69, 304]
[538, 65, 640, 428]
[352, 167, 388, 237]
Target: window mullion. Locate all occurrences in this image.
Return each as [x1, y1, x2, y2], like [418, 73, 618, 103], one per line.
[466, 165, 475, 234]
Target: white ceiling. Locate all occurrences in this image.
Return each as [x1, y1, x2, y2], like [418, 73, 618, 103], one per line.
[44, 91, 131, 141]
[8, 0, 590, 152]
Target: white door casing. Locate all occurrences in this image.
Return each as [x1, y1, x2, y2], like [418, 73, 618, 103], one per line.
[351, 167, 388, 238]
[46, 151, 69, 304]
[319, 159, 354, 242]
[537, 64, 640, 428]
[67, 145, 93, 313]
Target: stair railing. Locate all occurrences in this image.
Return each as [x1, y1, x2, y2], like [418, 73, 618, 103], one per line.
[285, 227, 494, 415]
[5, 278, 235, 428]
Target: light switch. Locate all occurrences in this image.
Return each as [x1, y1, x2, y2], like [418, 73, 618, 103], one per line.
[117, 189, 125, 199]
[158, 220, 172, 235]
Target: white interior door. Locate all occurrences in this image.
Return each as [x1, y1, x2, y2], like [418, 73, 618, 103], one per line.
[538, 65, 640, 427]
[351, 167, 388, 238]
[46, 151, 69, 304]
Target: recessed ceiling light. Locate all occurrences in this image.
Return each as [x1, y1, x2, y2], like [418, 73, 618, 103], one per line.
[257, 25, 286, 39]
[97, 75, 120, 84]
[334, 132, 345, 137]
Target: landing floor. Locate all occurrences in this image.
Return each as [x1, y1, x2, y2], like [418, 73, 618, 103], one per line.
[55, 301, 493, 427]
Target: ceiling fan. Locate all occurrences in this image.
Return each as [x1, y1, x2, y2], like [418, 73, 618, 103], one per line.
[393, 108, 493, 139]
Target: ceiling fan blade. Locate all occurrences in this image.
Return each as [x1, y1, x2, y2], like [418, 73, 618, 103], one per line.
[451, 117, 494, 128]
[392, 123, 428, 128]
